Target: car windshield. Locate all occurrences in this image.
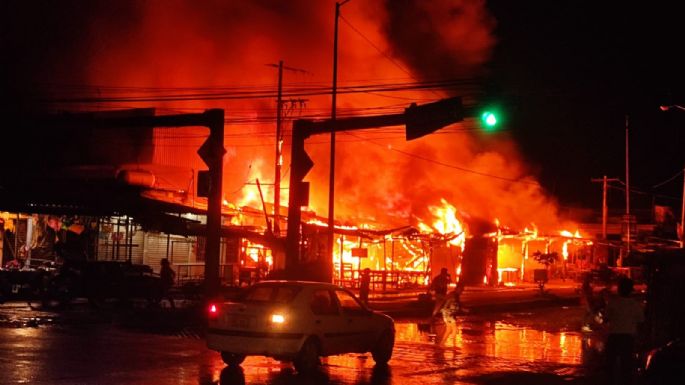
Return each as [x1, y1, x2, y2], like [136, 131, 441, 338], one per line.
[243, 284, 302, 303]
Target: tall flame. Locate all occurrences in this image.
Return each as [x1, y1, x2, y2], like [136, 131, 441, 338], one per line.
[418, 198, 467, 250]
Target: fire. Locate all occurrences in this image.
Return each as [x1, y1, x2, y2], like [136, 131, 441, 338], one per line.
[418, 199, 467, 250]
[241, 240, 272, 267]
[23, 1, 587, 284]
[523, 224, 539, 239]
[559, 230, 582, 238]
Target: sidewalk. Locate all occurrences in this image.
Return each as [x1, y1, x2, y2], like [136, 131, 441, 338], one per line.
[364, 280, 581, 319]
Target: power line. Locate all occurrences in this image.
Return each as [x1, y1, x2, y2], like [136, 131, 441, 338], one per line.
[339, 15, 446, 100]
[652, 169, 684, 189]
[342, 131, 540, 186]
[37, 78, 481, 104]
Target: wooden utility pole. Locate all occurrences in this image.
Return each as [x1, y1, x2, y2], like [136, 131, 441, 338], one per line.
[266, 61, 309, 237]
[592, 176, 620, 239]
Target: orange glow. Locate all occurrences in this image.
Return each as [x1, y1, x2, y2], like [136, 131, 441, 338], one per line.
[559, 229, 582, 238]
[242, 240, 272, 267]
[562, 240, 570, 260]
[57, 1, 594, 282]
[418, 199, 467, 251]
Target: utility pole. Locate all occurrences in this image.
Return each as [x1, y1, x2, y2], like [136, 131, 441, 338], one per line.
[330, 0, 350, 285]
[266, 61, 309, 237]
[592, 176, 620, 239]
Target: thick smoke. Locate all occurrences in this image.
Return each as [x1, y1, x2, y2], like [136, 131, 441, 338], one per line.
[383, 0, 496, 79]
[2, 0, 570, 233]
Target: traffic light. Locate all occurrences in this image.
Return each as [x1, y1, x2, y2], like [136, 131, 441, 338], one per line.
[405, 97, 464, 140]
[481, 111, 497, 127]
[479, 106, 503, 132]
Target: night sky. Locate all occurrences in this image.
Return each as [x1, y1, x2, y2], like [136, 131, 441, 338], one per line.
[486, 1, 685, 211]
[2, 1, 685, 219]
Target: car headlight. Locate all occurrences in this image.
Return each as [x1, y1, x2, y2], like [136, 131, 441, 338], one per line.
[271, 314, 286, 324]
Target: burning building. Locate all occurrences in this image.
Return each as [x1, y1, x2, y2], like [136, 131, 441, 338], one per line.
[1, 1, 597, 290]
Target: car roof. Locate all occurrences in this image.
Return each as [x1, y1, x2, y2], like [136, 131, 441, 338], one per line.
[254, 280, 342, 290]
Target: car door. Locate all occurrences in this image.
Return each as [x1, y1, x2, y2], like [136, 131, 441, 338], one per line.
[333, 289, 377, 353]
[308, 289, 347, 355]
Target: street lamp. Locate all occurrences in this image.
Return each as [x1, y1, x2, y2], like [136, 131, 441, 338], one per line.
[659, 105, 685, 248]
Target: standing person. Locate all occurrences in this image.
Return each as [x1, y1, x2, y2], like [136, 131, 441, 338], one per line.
[437, 289, 462, 345]
[359, 268, 371, 306]
[159, 258, 176, 309]
[430, 268, 451, 318]
[605, 276, 644, 385]
[581, 274, 596, 332]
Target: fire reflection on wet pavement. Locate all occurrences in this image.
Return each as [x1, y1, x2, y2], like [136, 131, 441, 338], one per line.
[1, 305, 601, 385]
[206, 307, 598, 384]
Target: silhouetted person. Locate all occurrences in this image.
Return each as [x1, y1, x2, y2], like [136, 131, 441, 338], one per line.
[359, 268, 371, 305]
[605, 276, 644, 385]
[581, 274, 596, 332]
[431, 267, 451, 317]
[160, 258, 176, 309]
[437, 288, 462, 345]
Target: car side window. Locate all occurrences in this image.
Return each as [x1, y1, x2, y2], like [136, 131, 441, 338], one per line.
[310, 290, 338, 315]
[334, 290, 365, 315]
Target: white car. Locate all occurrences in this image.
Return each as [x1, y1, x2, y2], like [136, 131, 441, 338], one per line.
[206, 280, 395, 372]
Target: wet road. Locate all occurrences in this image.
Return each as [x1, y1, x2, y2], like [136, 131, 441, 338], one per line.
[0, 304, 603, 385]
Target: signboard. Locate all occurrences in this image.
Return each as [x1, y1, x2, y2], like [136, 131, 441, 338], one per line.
[351, 248, 368, 258]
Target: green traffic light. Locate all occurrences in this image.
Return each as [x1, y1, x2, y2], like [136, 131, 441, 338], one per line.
[481, 111, 498, 129]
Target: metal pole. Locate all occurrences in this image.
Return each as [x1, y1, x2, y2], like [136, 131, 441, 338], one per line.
[623, 115, 630, 266]
[274, 60, 283, 236]
[204, 109, 225, 296]
[331, 1, 348, 284]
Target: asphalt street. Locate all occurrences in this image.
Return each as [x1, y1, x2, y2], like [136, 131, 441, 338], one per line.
[0, 301, 606, 385]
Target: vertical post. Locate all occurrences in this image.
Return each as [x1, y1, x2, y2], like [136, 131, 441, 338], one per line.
[274, 60, 283, 236]
[623, 114, 630, 266]
[204, 109, 225, 297]
[681, 165, 685, 248]
[330, 2, 346, 285]
[14, 213, 19, 261]
[391, 239, 395, 288]
[166, 231, 171, 260]
[126, 217, 132, 263]
[114, 218, 119, 260]
[602, 175, 608, 240]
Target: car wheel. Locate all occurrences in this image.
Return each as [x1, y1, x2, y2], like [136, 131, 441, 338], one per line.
[294, 337, 320, 373]
[220, 351, 246, 366]
[371, 329, 394, 365]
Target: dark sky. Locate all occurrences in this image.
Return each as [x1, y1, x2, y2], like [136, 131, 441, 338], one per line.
[486, 1, 685, 212]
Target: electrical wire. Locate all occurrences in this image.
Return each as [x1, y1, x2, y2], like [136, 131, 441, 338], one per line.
[341, 131, 541, 186]
[652, 169, 684, 189]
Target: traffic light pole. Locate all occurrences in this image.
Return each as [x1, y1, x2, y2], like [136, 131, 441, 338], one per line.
[44, 109, 226, 297]
[285, 97, 465, 282]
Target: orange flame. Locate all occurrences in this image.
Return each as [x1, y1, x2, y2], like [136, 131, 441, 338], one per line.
[418, 199, 467, 250]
